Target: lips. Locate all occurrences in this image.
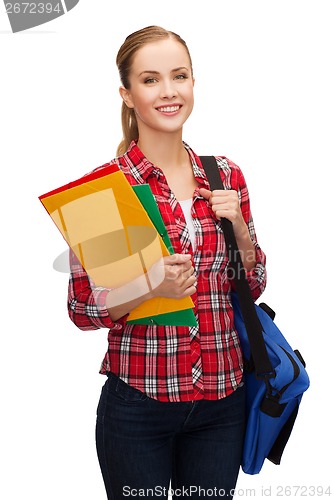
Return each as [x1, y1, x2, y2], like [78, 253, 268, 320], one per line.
[156, 105, 182, 113]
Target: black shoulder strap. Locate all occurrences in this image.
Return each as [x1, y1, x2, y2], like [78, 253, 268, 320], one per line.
[199, 156, 274, 379]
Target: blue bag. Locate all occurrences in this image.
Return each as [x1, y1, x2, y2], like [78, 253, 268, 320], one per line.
[200, 156, 310, 474]
[232, 294, 310, 474]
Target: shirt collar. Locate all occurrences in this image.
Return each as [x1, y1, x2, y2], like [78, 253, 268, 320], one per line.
[123, 140, 210, 189]
[123, 140, 160, 182]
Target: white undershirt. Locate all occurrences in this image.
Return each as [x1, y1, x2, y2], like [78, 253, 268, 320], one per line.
[178, 198, 196, 250]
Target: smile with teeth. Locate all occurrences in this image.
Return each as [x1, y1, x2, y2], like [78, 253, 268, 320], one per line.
[156, 105, 181, 113]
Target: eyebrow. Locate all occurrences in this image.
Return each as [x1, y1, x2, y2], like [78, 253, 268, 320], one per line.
[138, 66, 189, 76]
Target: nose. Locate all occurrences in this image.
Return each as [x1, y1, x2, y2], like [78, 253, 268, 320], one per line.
[160, 78, 178, 99]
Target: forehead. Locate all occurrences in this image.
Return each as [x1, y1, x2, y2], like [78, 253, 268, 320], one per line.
[131, 38, 191, 74]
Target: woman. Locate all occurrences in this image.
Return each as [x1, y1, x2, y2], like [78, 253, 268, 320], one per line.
[68, 26, 266, 499]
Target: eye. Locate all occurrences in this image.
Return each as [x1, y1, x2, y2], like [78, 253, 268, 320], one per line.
[144, 77, 158, 84]
[175, 74, 188, 80]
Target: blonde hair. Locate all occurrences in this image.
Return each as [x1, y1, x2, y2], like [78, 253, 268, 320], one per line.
[116, 26, 193, 156]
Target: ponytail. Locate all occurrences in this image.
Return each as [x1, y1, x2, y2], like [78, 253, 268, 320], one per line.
[116, 102, 139, 157]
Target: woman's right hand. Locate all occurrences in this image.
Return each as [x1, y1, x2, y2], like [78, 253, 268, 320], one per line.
[148, 253, 197, 299]
[106, 253, 196, 321]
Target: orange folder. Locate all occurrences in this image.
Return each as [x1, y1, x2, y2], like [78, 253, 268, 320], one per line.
[39, 164, 197, 326]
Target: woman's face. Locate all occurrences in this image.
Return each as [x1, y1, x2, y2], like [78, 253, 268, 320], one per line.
[120, 38, 194, 138]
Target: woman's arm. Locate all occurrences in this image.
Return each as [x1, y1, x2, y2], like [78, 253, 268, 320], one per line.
[68, 250, 197, 326]
[67, 250, 121, 331]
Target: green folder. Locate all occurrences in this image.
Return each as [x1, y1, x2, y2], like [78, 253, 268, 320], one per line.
[127, 184, 197, 327]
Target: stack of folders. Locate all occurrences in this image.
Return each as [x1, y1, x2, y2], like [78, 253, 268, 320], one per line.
[39, 163, 197, 327]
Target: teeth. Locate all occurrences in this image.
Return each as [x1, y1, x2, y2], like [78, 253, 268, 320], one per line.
[158, 105, 180, 112]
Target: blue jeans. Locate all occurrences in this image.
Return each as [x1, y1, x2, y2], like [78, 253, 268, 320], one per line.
[96, 372, 246, 500]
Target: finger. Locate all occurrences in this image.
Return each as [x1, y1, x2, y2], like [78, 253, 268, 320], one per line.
[198, 187, 212, 201]
[175, 276, 197, 297]
[211, 189, 225, 197]
[211, 194, 230, 206]
[167, 262, 192, 281]
[211, 190, 238, 205]
[168, 265, 195, 287]
[164, 253, 192, 266]
[184, 274, 197, 288]
[180, 283, 197, 297]
[182, 265, 195, 280]
[180, 260, 194, 273]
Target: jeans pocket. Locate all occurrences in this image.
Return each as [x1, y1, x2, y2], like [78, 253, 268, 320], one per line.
[106, 372, 149, 405]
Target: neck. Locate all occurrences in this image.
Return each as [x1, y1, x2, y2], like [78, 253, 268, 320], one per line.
[137, 130, 188, 171]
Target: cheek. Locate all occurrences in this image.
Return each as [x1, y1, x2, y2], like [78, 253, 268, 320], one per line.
[184, 88, 194, 114]
[132, 89, 156, 110]
[183, 84, 194, 104]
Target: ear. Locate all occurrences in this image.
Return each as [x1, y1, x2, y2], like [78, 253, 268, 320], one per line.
[119, 86, 134, 109]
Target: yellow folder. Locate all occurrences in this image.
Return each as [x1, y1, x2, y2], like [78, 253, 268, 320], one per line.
[39, 164, 197, 326]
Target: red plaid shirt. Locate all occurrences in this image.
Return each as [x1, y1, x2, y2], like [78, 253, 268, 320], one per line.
[68, 141, 266, 402]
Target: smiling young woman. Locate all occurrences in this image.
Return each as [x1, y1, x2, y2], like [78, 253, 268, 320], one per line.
[68, 25, 267, 499]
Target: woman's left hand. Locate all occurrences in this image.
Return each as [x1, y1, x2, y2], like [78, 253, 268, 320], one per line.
[199, 187, 248, 239]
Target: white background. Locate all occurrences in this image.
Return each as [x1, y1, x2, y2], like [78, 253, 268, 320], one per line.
[1, 0, 332, 498]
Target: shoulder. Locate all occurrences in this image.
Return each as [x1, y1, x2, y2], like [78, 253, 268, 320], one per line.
[187, 143, 247, 191]
[82, 155, 130, 179]
[82, 154, 144, 188]
[214, 156, 246, 190]
[214, 155, 242, 174]
[90, 156, 123, 175]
